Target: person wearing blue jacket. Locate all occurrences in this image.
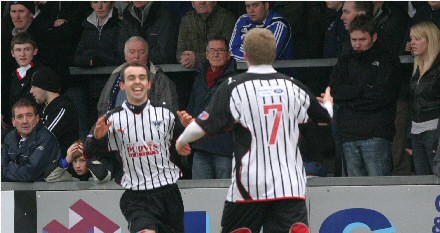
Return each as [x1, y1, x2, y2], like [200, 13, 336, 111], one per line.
[2, 98, 61, 182]
[229, 1, 294, 62]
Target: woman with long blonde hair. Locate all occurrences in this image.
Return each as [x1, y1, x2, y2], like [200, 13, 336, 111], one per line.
[409, 21, 440, 175]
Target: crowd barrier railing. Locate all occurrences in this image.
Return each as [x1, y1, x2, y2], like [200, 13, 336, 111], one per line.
[69, 55, 415, 75]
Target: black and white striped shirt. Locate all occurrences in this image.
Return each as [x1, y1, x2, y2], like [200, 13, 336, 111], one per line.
[107, 101, 180, 190]
[195, 65, 331, 202]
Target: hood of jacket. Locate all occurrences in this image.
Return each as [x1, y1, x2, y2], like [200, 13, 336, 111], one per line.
[83, 8, 119, 28]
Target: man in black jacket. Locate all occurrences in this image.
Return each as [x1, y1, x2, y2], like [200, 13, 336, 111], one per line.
[2, 98, 61, 182]
[30, 67, 79, 155]
[328, 15, 401, 176]
[179, 36, 236, 179]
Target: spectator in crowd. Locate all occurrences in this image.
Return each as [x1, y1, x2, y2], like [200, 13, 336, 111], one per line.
[73, 1, 123, 68]
[180, 36, 236, 179]
[373, 2, 410, 56]
[2, 98, 62, 182]
[97, 36, 178, 117]
[2, 2, 41, 126]
[33, 1, 91, 91]
[230, 1, 293, 62]
[372, 2, 412, 176]
[323, 1, 347, 177]
[176, 28, 332, 232]
[72, 1, 124, 137]
[408, 21, 440, 175]
[8, 32, 44, 121]
[323, 1, 347, 58]
[44, 140, 112, 183]
[340, 1, 374, 55]
[404, 1, 440, 54]
[434, 137, 440, 177]
[30, 66, 79, 155]
[328, 15, 401, 176]
[177, 1, 235, 69]
[119, 1, 180, 64]
[274, 1, 329, 59]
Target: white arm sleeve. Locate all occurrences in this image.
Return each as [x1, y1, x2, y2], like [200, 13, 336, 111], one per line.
[322, 101, 333, 118]
[177, 121, 206, 145]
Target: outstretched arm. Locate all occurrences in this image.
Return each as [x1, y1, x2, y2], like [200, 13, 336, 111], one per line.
[175, 121, 206, 156]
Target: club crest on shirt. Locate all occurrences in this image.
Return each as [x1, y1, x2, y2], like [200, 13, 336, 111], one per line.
[197, 111, 209, 120]
[152, 120, 163, 130]
[117, 128, 125, 135]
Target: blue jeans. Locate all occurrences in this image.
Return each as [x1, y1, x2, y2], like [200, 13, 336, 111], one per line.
[342, 138, 392, 176]
[192, 150, 232, 179]
[411, 129, 439, 175]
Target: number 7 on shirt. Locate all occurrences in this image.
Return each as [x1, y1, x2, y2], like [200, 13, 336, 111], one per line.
[264, 104, 283, 145]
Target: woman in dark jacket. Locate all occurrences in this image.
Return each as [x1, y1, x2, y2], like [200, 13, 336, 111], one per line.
[408, 21, 440, 175]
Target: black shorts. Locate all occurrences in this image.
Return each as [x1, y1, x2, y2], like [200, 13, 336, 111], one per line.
[221, 199, 309, 233]
[120, 184, 184, 233]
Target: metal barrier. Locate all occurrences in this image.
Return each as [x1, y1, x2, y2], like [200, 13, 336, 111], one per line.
[69, 55, 415, 75]
[2, 175, 438, 191]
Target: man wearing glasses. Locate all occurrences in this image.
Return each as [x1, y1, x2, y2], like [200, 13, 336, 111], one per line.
[2, 98, 61, 182]
[177, 36, 237, 179]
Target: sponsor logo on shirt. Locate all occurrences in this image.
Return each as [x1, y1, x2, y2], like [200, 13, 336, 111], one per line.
[126, 142, 160, 157]
[257, 86, 286, 97]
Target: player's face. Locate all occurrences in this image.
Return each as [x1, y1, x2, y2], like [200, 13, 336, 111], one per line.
[73, 156, 88, 176]
[12, 106, 39, 138]
[409, 30, 428, 57]
[11, 43, 37, 67]
[341, 1, 363, 30]
[206, 40, 230, 71]
[245, 1, 269, 24]
[91, 1, 114, 20]
[350, 30, 377, 52]
[30, 86, 47, 104]
[120, 66, 151, 105]
[125, 41, 148, 65]
[10, 4, 33, 30]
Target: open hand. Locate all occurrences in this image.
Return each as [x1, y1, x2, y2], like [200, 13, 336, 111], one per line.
[177, 110, 194, 128]
[94, 115, 112, 140]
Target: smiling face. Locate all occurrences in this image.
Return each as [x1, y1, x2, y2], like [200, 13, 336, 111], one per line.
[91, 1, 114, 20]
[12, 106, 39, 138]
[245, 1, 269, 24]
[120, 66, 151, 105]
[10, 4, 33, 30]
[11, 43, 37, 67]
[206, 40, 230, 71]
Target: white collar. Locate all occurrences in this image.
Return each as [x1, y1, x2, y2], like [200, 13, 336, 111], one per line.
[246, 65, 277, 74]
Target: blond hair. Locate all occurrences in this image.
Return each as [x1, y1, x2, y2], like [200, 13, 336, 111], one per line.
[410, 21, 440, 76]
[243, 28, 276, 65]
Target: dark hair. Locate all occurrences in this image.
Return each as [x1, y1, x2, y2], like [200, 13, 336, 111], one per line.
[206, 35, 229, 51]
[11, 98, 37, 118]
[353, 1, 374, 18]
[349, 14, 376, 37]
[120, 62, 149, 83]
[11, 32, 37, 50]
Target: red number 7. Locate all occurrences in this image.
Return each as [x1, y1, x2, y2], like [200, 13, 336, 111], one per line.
[264, 104, 283, 145]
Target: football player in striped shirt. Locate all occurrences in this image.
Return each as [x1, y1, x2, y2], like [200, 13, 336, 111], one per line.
[84, 63, 183, 233]
[176, 28, 333, 233]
